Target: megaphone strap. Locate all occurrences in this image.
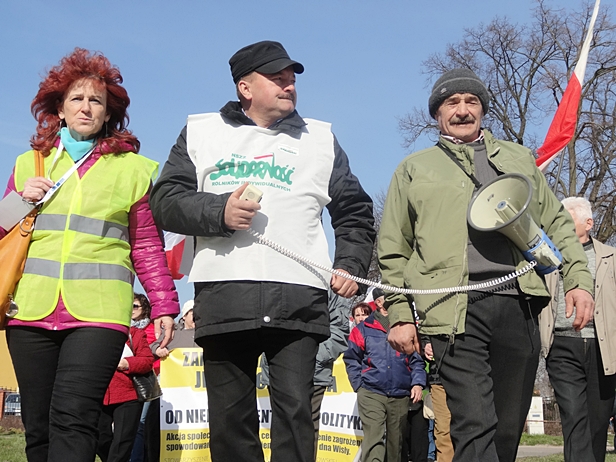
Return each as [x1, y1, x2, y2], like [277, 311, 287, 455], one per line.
[246, 228, 537, 296]
[437, 142, 483, 190]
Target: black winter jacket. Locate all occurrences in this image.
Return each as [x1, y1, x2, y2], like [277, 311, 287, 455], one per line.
[150, 102, 375, 339]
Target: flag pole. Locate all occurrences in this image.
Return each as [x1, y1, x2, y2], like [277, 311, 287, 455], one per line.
[552, 149, 565, 194]
[536, 0, 601, 189]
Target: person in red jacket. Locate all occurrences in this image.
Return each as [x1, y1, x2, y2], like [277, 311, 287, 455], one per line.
[97, 326, 154, 462]
[344, 289, 426, 462]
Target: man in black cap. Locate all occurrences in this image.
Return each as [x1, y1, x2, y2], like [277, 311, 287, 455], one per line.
[377, 68, 594, 461]
[370, 287, 385, 310]
[150, 40, 375, 462]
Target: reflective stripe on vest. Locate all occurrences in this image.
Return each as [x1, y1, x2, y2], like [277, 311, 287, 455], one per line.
[22, 258, 61, 278]
[35, 214, 129, 242]
[12, 147, 158, 325]
[24, 258, 134, 284]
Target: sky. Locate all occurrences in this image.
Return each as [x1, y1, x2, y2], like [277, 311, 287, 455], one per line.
[0, 0, 587, 307]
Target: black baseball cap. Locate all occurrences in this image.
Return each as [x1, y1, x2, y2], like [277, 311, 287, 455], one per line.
[229, 40, 304, 84]
[371, 288, 385, 300]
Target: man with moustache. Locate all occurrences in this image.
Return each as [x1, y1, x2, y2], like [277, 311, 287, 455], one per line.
[378, 68, 594, 461]
[150, 41, 375, 462]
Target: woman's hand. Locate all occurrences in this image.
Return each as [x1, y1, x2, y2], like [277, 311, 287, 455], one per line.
[156, 347, 170, 359]
[154, 315, 175, 349]
[22, 177, 53, 202]
[117, 358, 129, 371]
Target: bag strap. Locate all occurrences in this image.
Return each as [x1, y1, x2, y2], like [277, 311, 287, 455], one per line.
[437, 142, 483, 190]
[23, 151, 45, 222]
[35, 150, 44, 178]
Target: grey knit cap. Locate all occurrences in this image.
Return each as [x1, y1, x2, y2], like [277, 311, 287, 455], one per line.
[428, 68, 489, 118]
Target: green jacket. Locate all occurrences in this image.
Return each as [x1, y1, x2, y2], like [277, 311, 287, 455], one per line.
[377, 130, 593, 337]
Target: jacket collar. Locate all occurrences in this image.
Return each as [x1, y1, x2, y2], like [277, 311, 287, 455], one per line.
[364, 313, 387, 333]
[439, 128, 501, 159]
[593, 238, 615, 259]
[441, 130, 485, 145]
[219, 101, 307, 132]
[481, 129, 501, 157]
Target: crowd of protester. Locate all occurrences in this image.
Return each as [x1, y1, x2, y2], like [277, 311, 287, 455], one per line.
[1, 40, 609, 462]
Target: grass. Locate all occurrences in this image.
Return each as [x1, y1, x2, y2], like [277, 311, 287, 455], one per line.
[0, 432, 614, 462]
[517, 458, 565, 462]
[0, 434, 25, 462]
[519, 433, 564, 446]
[517, 458, 566, 462]
[0, 433, 102, 462]
[518, 456, 616, 462]
[515, 433, 616, 461]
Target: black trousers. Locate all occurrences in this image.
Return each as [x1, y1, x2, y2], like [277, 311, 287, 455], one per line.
[431, 293, 540, 462]
[6, 326, 126, 462]
[197, 328, 319, 462]
[144, 398, 160, 462]
[401, 402, 429, 462]
[97, 399, 143, 462]
[312, 385, 326, 460]
[546, 336, 616, 462]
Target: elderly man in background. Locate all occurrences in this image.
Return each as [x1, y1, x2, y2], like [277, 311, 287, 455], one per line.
[541, 197, 616, 462]
[378, 68, 594, 461]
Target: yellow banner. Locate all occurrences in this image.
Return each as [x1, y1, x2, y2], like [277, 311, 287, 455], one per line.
[159, 348, 362, 462]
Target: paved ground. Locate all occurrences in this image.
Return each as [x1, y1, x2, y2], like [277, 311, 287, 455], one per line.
[516, 445, 563, 458]
[517, 445, 615, 459]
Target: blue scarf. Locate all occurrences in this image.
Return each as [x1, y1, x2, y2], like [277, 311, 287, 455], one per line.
[59, 127, 95, 162]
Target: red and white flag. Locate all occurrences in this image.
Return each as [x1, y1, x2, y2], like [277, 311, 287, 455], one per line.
[536, 0, 601, 172]
[164, 231, 189, 280]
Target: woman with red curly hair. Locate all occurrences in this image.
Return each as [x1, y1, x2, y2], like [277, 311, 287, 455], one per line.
[1, 48, 180, 462]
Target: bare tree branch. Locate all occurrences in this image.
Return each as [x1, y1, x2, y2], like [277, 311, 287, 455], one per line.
[398, 0, 616, 244]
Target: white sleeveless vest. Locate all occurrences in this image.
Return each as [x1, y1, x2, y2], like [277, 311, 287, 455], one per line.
[186, 113, 335, 289]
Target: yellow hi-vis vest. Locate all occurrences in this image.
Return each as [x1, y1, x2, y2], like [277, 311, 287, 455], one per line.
[12, 147, 158, 326]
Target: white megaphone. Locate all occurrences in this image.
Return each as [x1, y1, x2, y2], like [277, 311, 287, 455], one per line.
[467, 173, 562, 274]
